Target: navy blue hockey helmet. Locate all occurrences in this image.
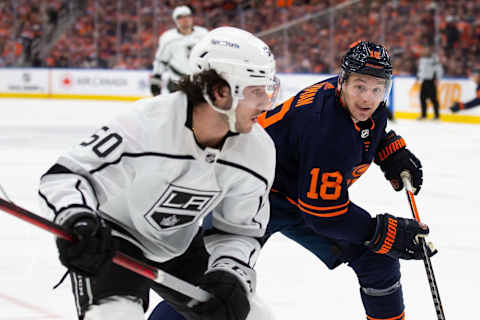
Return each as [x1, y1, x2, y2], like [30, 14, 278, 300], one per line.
[340, 40, 393, 81]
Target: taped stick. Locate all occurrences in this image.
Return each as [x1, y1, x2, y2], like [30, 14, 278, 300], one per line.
[400, 171, 446, 320]
[0, 198, 211, 303]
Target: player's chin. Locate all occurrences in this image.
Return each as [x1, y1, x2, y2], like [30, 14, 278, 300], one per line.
[354, 109, 373, 121]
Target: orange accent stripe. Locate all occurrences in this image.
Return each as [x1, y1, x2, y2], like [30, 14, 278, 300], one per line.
[367, 311, 405, 320]
[286, 197, 349, 217]
[353, 118, 375, 132]
[407, 190, 421, 222]
[298, 198, 350, 211]
[257, 96, 294, 129]
[375, 217, 398, 254]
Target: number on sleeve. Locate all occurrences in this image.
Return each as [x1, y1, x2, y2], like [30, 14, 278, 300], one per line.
[80, 126, 123, 158]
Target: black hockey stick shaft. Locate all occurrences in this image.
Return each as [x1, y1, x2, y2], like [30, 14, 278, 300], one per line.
[0, 198, 211, 302]
[400, 172, 446, 320]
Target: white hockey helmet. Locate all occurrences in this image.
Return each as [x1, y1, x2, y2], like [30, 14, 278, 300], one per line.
[172, 5, 192, 21]
[189, 26, 277, 132]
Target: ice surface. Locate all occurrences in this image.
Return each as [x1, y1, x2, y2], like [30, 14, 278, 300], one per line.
[1, 98, 478, 319]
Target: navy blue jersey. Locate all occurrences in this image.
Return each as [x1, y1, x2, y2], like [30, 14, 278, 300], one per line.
[258, 76, 389, 244]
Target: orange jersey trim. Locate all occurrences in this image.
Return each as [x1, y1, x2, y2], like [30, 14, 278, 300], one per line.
[367, 311, 405, 320]
[298, 198, 350, 211]
[286, 197, 349, 217]
[257, 96, 294, 129]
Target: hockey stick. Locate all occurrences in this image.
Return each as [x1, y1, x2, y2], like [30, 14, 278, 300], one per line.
[0, 196, 211, 303]
[400, 171, 446, 320]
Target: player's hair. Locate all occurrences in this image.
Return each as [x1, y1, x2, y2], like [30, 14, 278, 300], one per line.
[176, 70, 229, 107]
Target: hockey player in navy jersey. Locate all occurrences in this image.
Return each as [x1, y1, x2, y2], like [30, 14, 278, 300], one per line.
[39, 27, 279, 320]
[450, 66, 480, 112]
[149, 41, 436, 320]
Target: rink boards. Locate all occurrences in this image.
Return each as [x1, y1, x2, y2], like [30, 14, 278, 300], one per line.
[0, 68, 479, 124]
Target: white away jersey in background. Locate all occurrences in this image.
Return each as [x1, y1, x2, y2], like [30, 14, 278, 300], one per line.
[417, 55, 444, 81]
[153, 26, 208, 81]
[39, 92, 275, 268]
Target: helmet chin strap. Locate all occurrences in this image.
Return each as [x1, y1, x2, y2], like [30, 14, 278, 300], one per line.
[203, 90, 240, 132]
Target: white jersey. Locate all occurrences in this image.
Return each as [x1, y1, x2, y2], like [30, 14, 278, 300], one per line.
[153, 26, 208, 81]
[417, 55, 443, 82]
[39, 92, 275, 268]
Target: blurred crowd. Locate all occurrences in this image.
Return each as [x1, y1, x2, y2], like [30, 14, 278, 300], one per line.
[1, 0, 479, 76]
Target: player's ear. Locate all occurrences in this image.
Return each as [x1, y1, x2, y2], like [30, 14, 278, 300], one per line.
[213, 83, 230, 99]
[212, 84, 232, 110]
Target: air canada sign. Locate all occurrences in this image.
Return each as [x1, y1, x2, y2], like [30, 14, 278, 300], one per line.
[51, 69, 150, 96]
[60, 74, 128, 88]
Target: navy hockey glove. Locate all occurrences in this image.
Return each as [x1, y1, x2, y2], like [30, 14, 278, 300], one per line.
[366, 213, 437, 260]
[375, 130, 423, 195]
[56, 213, 115, 277]
[449, 102, 461, 113]
[192, 258, 252, 320]
[150, 74, 162, 96]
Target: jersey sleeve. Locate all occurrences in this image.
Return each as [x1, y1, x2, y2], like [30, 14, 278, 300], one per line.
[294, 125, 375, 244]
[153, 33, 171, 74]
[206, 141, 275, 268]
[39, 107, 145, 225]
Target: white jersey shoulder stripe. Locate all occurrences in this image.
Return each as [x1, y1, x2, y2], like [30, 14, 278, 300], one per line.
[89, 152, 195, 174]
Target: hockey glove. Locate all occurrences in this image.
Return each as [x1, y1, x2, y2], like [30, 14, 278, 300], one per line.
[449, 102, 461, 113]
[192, 258, 253, 320]
[366, 213, 437, 260]
[375, 130, 423, 195]
[150, 74, 162, 96]
[56, 213, 115, 277]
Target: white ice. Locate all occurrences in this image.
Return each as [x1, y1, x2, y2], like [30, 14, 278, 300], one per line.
[0, 98, 478, 319]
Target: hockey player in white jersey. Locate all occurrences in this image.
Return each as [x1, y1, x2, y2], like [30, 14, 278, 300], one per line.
[150, 5, 208, 96]
[39, 26, 279, 320]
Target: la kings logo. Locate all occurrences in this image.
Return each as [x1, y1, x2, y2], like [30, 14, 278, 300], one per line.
[145, 184, 219, 230]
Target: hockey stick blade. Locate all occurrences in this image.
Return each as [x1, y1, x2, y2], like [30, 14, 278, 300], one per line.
[0, 198, 211, 303]
[400, 171, 446, 320]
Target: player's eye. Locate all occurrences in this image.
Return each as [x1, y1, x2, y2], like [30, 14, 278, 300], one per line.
[355, 85, 366, 92]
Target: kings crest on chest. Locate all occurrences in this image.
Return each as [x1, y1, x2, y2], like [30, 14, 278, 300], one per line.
[145, 184, 220, 230]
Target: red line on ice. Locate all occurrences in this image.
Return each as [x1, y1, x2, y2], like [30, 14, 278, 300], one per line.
[0, 292, 61, 319]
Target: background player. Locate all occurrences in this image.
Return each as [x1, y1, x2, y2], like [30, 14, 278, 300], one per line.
[416, 45, 444, 120]
[39, 27, 278, 320]
[450, 66, 480, 112]
[149, 41, 437, 320]
[150, 5, 208, 96]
